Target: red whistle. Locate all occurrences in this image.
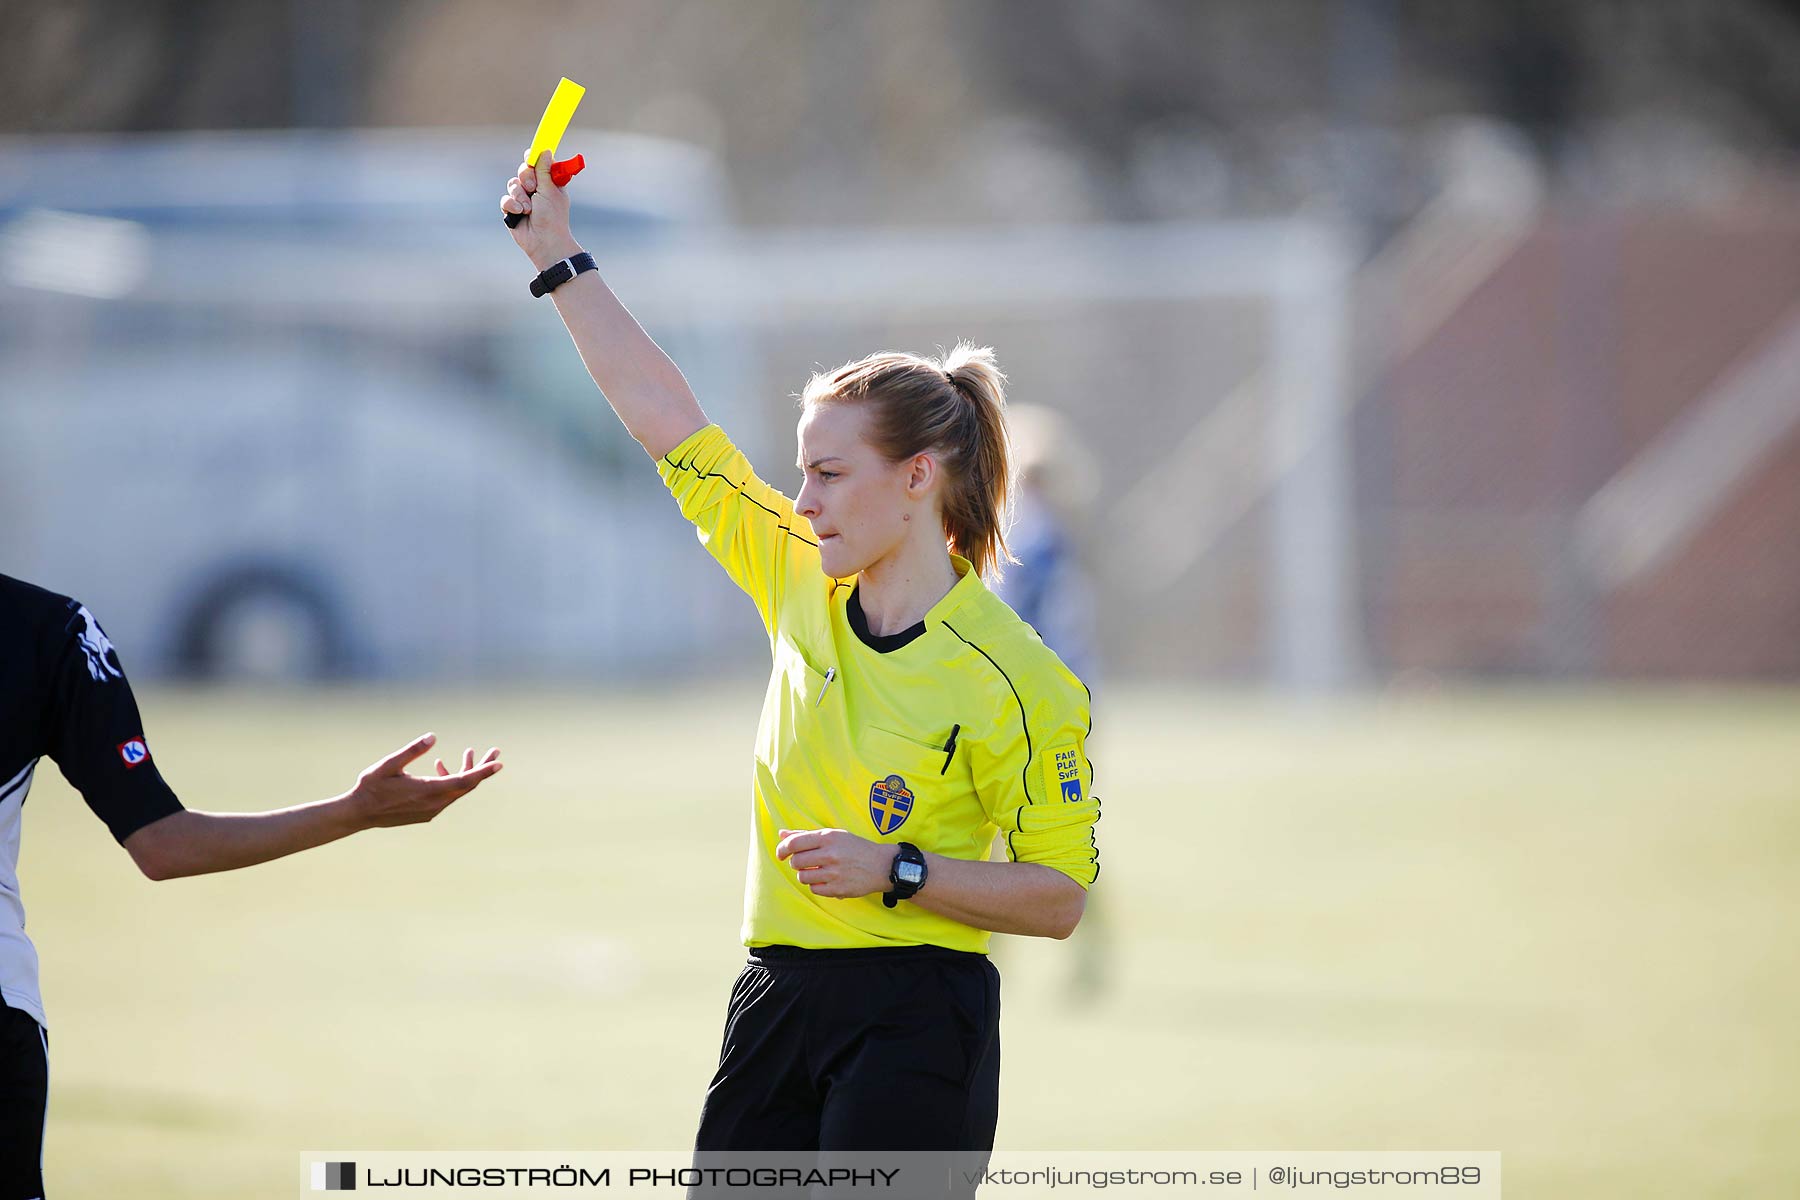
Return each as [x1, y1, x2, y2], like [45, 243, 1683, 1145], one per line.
[549, 154, 585, 187]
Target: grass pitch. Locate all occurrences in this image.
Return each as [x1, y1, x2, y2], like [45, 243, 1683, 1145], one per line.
[22, 683, 1800, 1198]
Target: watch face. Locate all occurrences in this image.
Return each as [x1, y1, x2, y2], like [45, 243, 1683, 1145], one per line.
[897, 861, 924, 885]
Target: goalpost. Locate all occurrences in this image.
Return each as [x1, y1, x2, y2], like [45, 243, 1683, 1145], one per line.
[596, 220, 1359, 691]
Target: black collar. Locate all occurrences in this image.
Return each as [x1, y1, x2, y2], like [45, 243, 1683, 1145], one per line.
[846, 583, 928, 653]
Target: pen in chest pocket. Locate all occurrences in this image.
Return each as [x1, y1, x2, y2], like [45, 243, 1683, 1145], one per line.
[940, 723, 961, 774]
[814, 666, 837, 707]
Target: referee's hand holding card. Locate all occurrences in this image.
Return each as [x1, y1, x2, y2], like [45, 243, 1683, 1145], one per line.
[503, 150, 583, 273]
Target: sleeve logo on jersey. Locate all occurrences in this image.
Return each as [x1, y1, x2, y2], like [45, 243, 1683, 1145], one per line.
[868, 774, 915, 835]
[69, 603, 124, 682]
[1043, 742, 1086, 803]
[117, 737, 149, 768]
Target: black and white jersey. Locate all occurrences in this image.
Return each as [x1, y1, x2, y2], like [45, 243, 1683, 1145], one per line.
[1, 573, 185, 1027]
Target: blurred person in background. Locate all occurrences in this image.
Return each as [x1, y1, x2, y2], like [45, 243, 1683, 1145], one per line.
[0, 572, 503, 1200]
[992, 406, 1100, 687]
[990, 406, 1111, 1006]
[502, 152, 1100, 1174]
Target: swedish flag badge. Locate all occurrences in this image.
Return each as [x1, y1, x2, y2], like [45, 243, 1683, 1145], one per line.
[868, 774, 915, 835]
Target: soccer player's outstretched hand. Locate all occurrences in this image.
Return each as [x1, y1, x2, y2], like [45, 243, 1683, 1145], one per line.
[347, 733, 503, 829]
[502, 150, 582, 270]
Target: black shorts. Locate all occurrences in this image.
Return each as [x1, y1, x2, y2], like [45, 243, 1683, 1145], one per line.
[693, 944, 1001, 1154]
[0, 1003, 47, 1200]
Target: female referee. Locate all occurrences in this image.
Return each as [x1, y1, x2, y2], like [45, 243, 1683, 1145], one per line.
[503, 152, 1100, 1156]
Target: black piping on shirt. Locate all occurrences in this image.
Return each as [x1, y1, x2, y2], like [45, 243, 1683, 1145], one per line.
[941, 620, 1031, 860]
[662, 448, 820, 549]
[1081, 679, 1101, 883]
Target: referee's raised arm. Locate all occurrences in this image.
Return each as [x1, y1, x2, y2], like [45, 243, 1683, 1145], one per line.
[502, 150, 708, 462]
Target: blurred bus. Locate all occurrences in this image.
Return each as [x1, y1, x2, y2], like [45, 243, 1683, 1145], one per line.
[0, 129, 763, 681]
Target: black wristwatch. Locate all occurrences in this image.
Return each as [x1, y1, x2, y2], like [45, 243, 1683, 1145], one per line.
[884, 842, 927, 908]
[529, 251, 597, 297]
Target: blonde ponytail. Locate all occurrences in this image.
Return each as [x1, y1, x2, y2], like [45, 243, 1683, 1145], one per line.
[938, 345, 1017, 581]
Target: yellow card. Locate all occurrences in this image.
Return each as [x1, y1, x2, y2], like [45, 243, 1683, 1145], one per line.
[525, 77, 586, 167]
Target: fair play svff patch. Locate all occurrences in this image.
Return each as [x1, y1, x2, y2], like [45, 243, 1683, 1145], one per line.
[1041, 740, 1088, 803]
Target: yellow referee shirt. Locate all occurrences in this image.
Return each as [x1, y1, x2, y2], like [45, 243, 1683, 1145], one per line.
[659, 424, 1101, 953]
